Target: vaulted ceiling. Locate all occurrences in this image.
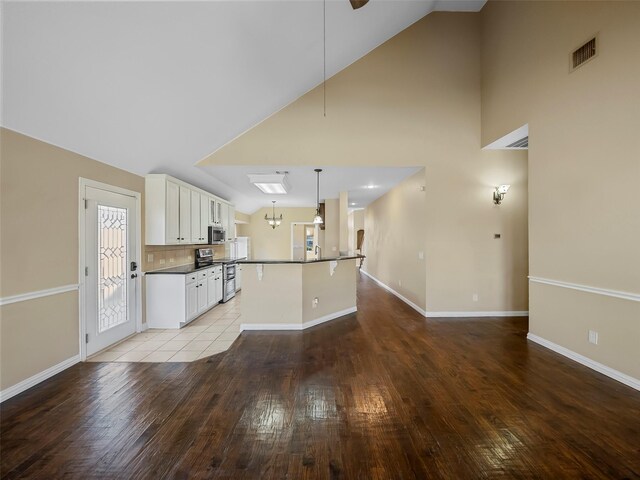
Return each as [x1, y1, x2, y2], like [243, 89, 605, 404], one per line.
[2, 0, 485, 211]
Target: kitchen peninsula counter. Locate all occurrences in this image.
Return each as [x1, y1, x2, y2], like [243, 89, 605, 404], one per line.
[238, 256, 362, 331]
[237, 254, 363, 265]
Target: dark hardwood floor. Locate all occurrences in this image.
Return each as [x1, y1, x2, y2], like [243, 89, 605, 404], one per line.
[2, 274, 639, 479]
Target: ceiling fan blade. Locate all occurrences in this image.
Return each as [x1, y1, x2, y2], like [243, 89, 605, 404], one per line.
[349, 0, 369, 10]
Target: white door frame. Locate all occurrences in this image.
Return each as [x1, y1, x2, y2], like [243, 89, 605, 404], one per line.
[78, 178, 143, 361]
[290, 222, 319, 260]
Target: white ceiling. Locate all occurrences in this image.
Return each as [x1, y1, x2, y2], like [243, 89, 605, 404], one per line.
[201, 165, 421, 213]
[2, 0, 485, 211]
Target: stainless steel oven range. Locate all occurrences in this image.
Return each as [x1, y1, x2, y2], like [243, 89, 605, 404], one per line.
[222, 262, 236, 302]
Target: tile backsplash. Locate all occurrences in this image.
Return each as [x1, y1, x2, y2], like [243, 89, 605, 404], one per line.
[144, 244, 226, 272]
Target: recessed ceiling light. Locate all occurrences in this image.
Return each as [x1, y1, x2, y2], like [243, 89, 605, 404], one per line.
[248, 173, 290, 194]
[350, 203, 356, 206]
[364, 185, 377, 189]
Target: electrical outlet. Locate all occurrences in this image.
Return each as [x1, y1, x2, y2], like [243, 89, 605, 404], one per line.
[312, 297, 319, 309]
[398, 280, 402, 287]
[588, 330, 599, 345]
[188, 255, 192, 261]
[472, 294, 478, 302]
[169, 257, 175, 263]
[418, 251, 424, 260]
[159, 259, 166, 265]
[147, 254, 154, 262]
[332, 246, 337, 252]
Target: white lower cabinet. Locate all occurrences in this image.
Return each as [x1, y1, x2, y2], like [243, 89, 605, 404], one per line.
[146, 265, 224, 329]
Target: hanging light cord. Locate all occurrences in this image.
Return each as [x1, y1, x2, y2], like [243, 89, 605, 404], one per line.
[323, 0, 326, 117]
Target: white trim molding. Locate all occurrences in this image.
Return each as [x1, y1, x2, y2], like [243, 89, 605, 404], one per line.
[527, 333, 640, 392]
[0, 284, 79, 306]
[240, 306, 357, 332]
[360, 270, 427, 316]
[360, 270, 528, 318]
[529, 276, 640, 302]
[0, 354, 81, 403]
[425, 310, 529, 318]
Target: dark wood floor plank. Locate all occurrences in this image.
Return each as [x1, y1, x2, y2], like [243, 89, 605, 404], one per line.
[2, 273, 639, 479]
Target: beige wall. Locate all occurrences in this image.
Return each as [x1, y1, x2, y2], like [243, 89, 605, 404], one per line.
[211, 12, 528, 315]
[364, 170, 428, 310]
[240, 260, 357, 326]
[482, 1, 640, 379]
[424, 150, 528, 312]
[0, 128, 145, 391]
[242, 206, 317, 260]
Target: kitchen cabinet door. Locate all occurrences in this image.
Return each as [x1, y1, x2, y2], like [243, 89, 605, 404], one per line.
[197, 279, 208, 314]
[227, 206, 236, 240]
[190, 190, 202, 243]
[179, 186, 191, 243]
[166, 181, 180, 244]
[220, 202, 229, 238]
[200, 195, 209, 240]
[186, 282, 198, 320]
[207, 275, 217, 308]
[215, 275, 223, 303]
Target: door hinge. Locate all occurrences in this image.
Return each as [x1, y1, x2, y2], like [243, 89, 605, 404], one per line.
[84, 198, 88, 209]
[85, 266, 89, 276]
[85, 333, 89, 343]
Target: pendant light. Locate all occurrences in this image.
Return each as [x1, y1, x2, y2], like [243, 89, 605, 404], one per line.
[265, 201, 283, 229]
[313, 169, 323, 224]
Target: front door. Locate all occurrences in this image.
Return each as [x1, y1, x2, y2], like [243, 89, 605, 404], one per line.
[84, 186, 138, 356]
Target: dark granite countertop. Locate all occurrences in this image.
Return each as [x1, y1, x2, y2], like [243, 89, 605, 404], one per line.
[145, 257, 246, 275]
[238, 255, 364, 265]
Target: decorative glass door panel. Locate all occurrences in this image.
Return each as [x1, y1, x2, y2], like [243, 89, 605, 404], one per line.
[97, 205, 128, 333]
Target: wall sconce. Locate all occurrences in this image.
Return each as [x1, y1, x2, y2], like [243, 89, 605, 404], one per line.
[493, 184, 511, 205]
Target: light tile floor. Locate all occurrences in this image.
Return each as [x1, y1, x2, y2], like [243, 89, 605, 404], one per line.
[88, 295, 242, 363]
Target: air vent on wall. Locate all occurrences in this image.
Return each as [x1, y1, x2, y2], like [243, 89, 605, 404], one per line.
[571, 37, 597, 71]
[506, 136, 528, 149]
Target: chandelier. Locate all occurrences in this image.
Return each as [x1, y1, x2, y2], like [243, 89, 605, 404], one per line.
[265, 200, 283, 229]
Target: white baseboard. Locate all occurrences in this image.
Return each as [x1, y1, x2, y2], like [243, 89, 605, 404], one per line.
[527, 333, 640, 392]
[240, 306, 357, 331]
[360, 270, 528, 318]
[360, 270, 427, 316]
[0, 354, 81, 403]
[425, 310, 529, 318]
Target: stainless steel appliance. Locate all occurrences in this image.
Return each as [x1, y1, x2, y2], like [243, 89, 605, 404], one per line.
[195, 248, 216, 268]
[208, 226, 225, 244]
[222, 263, 236, 302]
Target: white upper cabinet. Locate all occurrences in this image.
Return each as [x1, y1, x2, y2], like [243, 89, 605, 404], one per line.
[179, 186, 191, 243]
[200, 195, 209, 240]
[227, 205, 236, 240]
[220, 202, 229, 238]
[165, 181, 180, 244]
[145, 174, 235, 245]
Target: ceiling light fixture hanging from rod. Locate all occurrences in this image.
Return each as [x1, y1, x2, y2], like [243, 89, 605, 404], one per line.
[313, 169, 324, 224]
[265, 200, 283, 229]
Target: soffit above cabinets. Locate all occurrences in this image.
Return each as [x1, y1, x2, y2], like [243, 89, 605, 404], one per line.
[201, 165, 421, 214]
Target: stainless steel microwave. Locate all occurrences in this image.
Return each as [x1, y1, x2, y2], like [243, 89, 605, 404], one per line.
[208, 226, 225, 244]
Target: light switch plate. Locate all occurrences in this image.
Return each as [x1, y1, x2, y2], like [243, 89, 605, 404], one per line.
[147, 254, 154, 262]
[588, 330, 599, 345]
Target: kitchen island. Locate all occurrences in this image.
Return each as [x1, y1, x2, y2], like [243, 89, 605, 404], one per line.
[237, 255, 363, 331]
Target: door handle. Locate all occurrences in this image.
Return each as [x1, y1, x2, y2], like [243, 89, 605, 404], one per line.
[131, 273, 138, 279]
